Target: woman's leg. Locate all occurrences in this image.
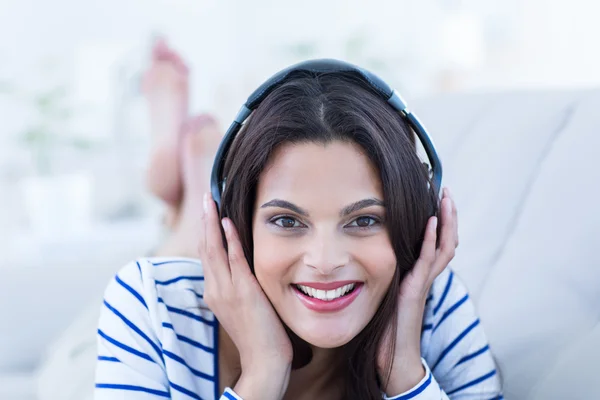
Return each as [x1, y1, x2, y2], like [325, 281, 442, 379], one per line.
[141, 37, 223, 258]
[142, 38, 189, 207]
[154, 114, 222, 257]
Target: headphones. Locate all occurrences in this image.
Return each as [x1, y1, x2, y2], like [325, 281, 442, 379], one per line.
[210, 59, 442, 213]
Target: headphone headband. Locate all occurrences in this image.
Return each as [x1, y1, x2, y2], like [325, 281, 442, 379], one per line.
[210, 58, 442, 212]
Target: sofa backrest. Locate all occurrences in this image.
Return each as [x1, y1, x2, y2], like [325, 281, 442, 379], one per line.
[413, 90, 600, 399]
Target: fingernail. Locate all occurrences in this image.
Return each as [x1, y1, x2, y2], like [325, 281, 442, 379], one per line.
[446, 199, 453, 215]
[203, 192, 208, 213]
[221, 218, 229, 233]
[432, 216, 438, 230]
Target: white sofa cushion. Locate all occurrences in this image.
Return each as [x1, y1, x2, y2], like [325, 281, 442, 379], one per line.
[414, 89, 600, 399]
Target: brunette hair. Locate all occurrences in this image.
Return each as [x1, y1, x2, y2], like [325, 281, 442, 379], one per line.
[219, 71, 438, 399]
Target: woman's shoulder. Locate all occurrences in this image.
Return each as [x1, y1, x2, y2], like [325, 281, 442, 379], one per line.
[97, 258, 219, 398]
[105, 256, 207, 312]
[424, 267, 469, 316]
[136, 256, 205, 284]
[421, 266, 475, 354]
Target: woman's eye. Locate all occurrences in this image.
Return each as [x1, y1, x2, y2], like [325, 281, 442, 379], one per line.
[273, 217, 302, 228]
[347, 216, 378, 229]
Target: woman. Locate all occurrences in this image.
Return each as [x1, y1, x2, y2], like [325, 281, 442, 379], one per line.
[95, 61, 502, 399]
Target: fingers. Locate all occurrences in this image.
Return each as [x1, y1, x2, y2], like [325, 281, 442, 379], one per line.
[221, 217, 254, 284]
[450, 189, 459, 248]
[200, 192, 231, 287]
[417, 216, 438, 265]
[442, 187, 459, 249]
[433, 188, 457, 272]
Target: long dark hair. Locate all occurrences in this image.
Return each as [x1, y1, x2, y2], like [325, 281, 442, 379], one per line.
[219, 71, 438, 399]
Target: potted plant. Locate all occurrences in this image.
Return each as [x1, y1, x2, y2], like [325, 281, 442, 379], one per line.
[9, 81, 97, 237]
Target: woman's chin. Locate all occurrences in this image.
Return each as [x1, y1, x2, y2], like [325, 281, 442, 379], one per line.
[291, 328, 356, 349]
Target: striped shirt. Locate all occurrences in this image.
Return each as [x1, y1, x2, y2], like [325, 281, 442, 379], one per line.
[95, 257, 502, 399]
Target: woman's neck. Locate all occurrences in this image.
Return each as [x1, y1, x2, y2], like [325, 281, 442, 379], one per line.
[218, 326, 344, 400]
[284, 345, 345, 400]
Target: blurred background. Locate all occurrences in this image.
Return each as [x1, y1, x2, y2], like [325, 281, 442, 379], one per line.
[1, 0, 598, 268]
[1, 0, 599, 399]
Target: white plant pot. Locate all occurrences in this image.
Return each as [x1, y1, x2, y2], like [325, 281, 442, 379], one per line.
[21, 172, 93, 237]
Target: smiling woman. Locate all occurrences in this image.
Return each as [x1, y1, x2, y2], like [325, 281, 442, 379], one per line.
[94, 62, 502, 400]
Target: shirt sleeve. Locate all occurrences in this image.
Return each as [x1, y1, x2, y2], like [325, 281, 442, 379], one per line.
[220, 387, 244, 400]
[386, 267, 502, 400]
[382, 358, 449, 400]
[95, 260, 170, 399]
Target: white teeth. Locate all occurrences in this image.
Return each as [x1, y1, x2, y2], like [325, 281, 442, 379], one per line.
[296, 283, 356, 301]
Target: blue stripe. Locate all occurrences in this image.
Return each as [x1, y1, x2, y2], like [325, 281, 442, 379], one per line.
[158, 298, 216, 326]
[98, 329, 155, 362]
[447, 370, 497, 395]
[433, 271, 453, 315]
[432, 319, 480, 371]
[136, 261, 142, 276]
[455, 344, 490, 366]
[96, 383, 170, 397]
[422, 323, 433, 332]
[186, 288, 204, 299]
[425, 294, 433, 304]
[214, 319, 220, 400]
[223, 390, 238, 400]
[152, 259, 202, 267]
[162, 322, 214, 354]
[115, 274, 148, 310]
[390, 370, 432, 399]
[155, 276, 205, 286]
[103, 300, 164, 363]
[97, 356, 120, 362]
[487, 396, 503, 400]
[433, 294, 469, 333]
[163, 349, 214, 381]
[170, 380, 203, 400]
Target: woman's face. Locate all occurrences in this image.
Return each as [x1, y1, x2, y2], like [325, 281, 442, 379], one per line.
[252, 141, 397, 348]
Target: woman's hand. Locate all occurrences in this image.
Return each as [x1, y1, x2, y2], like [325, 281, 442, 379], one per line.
[200, 193, 292, 400]
[377, 188, 459, 395]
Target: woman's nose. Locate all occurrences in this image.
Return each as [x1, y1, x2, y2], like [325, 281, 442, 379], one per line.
[303, 230, 350, 275]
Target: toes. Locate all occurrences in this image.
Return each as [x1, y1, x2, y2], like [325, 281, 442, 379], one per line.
[153, 38, 170, 60]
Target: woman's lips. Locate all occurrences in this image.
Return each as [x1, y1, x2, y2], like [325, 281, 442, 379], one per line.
[292, 283, 363, 313]
[294, 280, 358, 290]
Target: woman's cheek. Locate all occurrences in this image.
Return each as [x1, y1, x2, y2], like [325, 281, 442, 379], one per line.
[352, 236, 397, 284]
[252, 233, 299, 285]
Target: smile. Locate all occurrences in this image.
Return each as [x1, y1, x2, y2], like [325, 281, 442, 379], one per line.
[295, 283, 356, 300]
[292, 281, 363, 312]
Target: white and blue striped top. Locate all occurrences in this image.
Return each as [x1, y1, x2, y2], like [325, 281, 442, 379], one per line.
[95, 257, 502, 399]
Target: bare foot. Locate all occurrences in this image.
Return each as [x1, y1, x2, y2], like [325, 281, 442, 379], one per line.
[142, 38, 189, 206]
[154, 114, 223, 257]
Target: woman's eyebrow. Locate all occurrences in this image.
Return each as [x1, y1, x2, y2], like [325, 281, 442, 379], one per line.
[260, 198, 384, 218]
[260, 199, 309, 216]
[340, 198, 384, 217]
